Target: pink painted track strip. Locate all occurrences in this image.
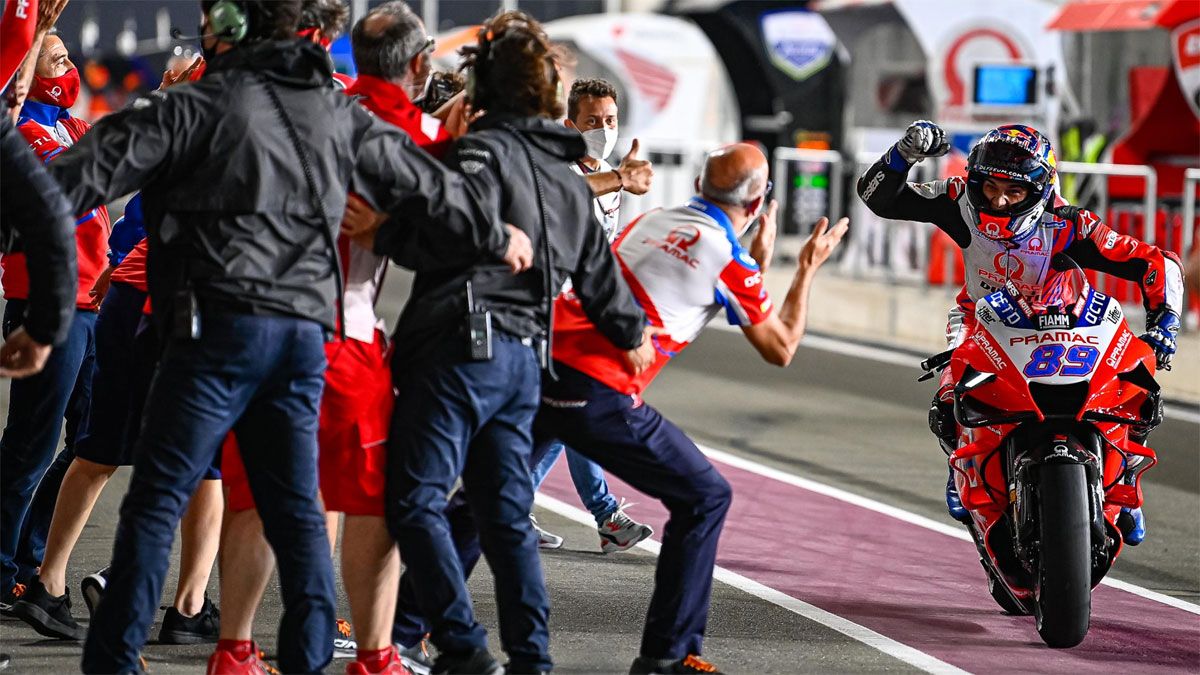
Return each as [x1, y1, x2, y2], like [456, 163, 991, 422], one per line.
[539, 452, 1200, 673]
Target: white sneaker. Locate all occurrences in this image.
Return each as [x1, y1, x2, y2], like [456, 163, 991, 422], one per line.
[530, 515, 563, 550]
[397, 637, 435, 675]
[599, 500, 653, 554]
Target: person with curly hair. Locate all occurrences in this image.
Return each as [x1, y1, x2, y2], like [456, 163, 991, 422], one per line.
[384, 10, 656, 674]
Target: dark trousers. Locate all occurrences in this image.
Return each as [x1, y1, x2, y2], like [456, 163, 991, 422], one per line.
[392, 438, 558, 648]
[81, 313, 334, 674]
[386, 335, 551, 672]
[536, 365, 732, 658]
[393, 363, 732, 661]
[74, 281, 148, 467]
[392, 490, 481, 648]
[0, 302, 97, 590]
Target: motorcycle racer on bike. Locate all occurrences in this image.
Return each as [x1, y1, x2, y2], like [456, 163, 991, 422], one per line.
[857, 121, 1185, 543]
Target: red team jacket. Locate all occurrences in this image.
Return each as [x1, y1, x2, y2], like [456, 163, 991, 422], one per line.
[2, 101, 111, 309]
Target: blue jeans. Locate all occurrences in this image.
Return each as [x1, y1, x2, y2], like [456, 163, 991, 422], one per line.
[82, 313, 334, 674]
[386, 335, 551, 672]
[530, 443, 620, 525]
[0, 302, 96, 591]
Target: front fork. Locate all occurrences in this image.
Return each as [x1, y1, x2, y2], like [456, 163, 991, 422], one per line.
[1008, 432, 1115, 585]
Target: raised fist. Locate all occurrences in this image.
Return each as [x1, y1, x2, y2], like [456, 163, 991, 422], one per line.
[896, 120, 950, 165]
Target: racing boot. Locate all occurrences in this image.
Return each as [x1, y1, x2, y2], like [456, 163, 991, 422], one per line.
[1117, 508, 1146, 546]
[945, 471, 970, 524]
[1116, 453, 1149, 546]
[929, 391, 969, 524]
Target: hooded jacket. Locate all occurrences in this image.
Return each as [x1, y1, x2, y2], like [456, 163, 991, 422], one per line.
[388, 113, 645, 365]
[47, 40, 504, 332]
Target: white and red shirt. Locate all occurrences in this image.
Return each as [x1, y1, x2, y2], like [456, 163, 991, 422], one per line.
[340, 74, 452, 343]
[570, 158, 621, 242]
[553, 196, 774, 394]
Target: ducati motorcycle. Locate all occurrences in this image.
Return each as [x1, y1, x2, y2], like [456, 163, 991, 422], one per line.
[922, 262, 1160, 648]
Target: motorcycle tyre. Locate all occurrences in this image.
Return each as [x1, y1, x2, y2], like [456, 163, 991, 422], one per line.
[1034, 462, 1092, 648]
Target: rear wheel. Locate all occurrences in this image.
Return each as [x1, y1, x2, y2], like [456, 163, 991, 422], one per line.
[1034, 462, 1092, 648]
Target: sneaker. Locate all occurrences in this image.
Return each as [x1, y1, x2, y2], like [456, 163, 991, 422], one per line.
[206, 644, 279, 675]
[1118, 507, 1147, 546]
[530, 515, 563, 550]
[80, 567, 108, 620]
[630, 654, 723, 674]
[945, 470, 970, 524]
[10, 579, 86, 640]
[159, 595, 220, 644]
[599, 500, 654, 554]
[334, 617, 357, 658]
[431, 648, 503, 675]
[0, 583, 26, 616]
[346, 646, 414, 675]
[397, 638, 435, 675]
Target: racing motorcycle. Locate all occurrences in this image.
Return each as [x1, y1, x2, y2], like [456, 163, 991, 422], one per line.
[921, 259, 1160, 648]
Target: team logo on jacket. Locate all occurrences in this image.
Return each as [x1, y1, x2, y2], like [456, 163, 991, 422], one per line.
[991, 252, 1024, 279]
[665, 225, 701, 251]
[644, 224, 702, 269]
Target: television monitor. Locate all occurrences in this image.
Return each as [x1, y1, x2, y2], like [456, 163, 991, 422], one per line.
[972, 63, 1038, 108]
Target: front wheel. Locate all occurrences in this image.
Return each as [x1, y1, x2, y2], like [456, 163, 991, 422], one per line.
[1034, 462, 1092, 648]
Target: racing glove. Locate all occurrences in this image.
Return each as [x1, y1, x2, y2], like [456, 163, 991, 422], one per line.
[1141, 307, 1180, 371]
[1050, 204, 1103, 232]
[894, 120, 950, 165]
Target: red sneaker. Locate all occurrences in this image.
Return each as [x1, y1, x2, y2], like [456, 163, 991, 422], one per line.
[206, 644, 279, 675]
[345, 646, 413, 675]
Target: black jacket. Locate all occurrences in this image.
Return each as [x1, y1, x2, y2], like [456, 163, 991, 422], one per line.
[0, 114, 76, 345]
[387, 113, 645, 365]
[47, 40, 503, 332]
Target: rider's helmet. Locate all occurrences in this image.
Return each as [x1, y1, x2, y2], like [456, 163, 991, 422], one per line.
[965, 124, 1057, 243]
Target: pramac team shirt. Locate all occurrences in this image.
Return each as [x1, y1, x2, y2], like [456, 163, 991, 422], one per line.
[2, 100, 111, 308]
[553, 196, 773, 395]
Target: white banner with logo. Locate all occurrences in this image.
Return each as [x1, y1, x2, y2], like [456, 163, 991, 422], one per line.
[893, 0, 1064, 125]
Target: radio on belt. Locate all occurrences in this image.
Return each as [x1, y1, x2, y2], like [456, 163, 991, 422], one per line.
[466, 279, 493, 361]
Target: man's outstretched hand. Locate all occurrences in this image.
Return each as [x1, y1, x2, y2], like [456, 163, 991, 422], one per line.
[798, 217, 849, 274]
[616, 139, 653, 195]
[749, 199, 779, 273]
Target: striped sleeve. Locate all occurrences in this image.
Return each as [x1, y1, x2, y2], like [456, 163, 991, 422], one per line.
[714, 254, 772, 326]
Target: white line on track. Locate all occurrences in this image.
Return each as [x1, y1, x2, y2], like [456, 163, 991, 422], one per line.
[533, 492, 970, 675]
[698, 444, 1200, 616]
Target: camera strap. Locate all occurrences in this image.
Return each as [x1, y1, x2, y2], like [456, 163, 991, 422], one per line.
[255, 73, 346, 341]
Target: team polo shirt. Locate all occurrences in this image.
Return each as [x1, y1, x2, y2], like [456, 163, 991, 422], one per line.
[570, 158, 621, 241]
[553, 196, 774, 394]
[339, 74, 452, 343]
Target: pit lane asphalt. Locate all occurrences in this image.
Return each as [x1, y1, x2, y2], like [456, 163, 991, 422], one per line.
[1, 272, 1195, 673]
